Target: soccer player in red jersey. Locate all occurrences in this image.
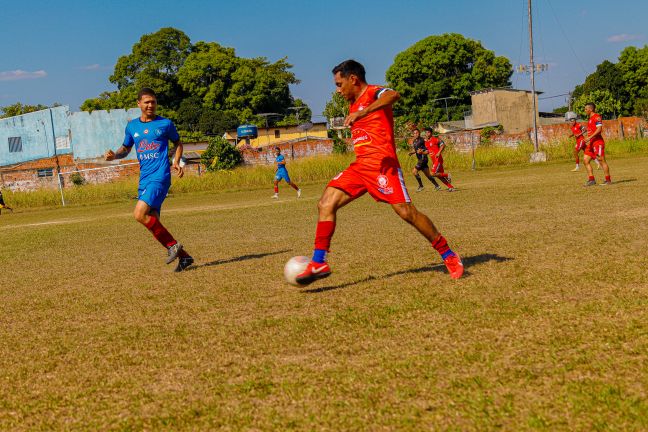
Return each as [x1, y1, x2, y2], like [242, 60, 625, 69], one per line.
[424, 127, 455, 191]
[296, 60, 463, 284]
[566, 112, 587, 171]
[582, 103, 611, 186]
[408, 128, 441, 192]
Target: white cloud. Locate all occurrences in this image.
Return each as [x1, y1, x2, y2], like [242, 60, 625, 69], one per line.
[80, 64, 101, 71]
[607, 34, 643, 43]
[0, 69, 47, 81]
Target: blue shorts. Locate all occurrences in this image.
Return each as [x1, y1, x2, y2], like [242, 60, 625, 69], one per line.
[138, 181, 170, 212]
[275, 170, 291, 183]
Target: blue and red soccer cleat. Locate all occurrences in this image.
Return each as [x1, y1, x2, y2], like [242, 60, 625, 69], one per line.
[295, 261, 332, 285]
[443, 253, 464, 279]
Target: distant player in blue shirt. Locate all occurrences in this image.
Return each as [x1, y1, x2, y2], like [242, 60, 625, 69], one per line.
[104, 88, 193, 272]
[272, 147, 301, 199]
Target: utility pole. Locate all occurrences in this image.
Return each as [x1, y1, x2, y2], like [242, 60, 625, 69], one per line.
[528, 0, 540, 155]
[430, 96, 456, 122]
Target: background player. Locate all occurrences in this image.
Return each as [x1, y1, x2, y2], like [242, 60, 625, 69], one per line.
[424, 128, 455, 191]
[296, 60, 463, 285]
[566, 111, 599, 171]
[582, 103, 611, 186]
[105, 88, 194, 272]
[272, 147, 301, 199]
[409, 128, 440, 192]
[0, 189, 13, 215]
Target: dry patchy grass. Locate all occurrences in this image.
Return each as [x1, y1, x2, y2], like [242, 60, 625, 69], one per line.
[1, 156, 647, 430]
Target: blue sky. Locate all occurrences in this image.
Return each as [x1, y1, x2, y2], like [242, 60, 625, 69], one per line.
[1, 0, 646, 119]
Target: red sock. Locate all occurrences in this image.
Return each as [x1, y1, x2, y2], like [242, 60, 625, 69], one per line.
[432, 234, 450, 256]
[314, 220, 336, 251]
[589, 176, 595, 181]
[144, 216, 177, 249]
[575, 156, 580, 164]
[274, 186, 279, 193]
[440, 177, 454, 188]
[605, 175, 611, 182]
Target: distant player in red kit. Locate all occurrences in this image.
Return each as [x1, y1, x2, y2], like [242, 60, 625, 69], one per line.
[582, 103, 611, 186]
[566, 111, 587, 171]
[424, 127, 455, 191]
[296, 60, 463, 285]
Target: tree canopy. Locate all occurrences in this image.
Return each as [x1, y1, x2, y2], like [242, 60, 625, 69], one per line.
[0, 102, 60, 119]
[81, 27, 309, 136]
[385, 33, 512, 125]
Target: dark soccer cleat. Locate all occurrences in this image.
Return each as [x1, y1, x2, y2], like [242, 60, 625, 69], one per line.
[416, 186, 425, 192]
[174, 256, 194, 272]
[434, 185, 441, 191]
[443, 253, 464, 279]
[584, 180, 596, 187]
[599, 180, 612, 186]
[166, 243, 183, 264]
[295, 261, 331, 285]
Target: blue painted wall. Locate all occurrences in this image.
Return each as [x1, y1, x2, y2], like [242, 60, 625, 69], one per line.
[0, 106, 141, 166]
[0, 106, 71, 166]
[70, 108, 140, 160]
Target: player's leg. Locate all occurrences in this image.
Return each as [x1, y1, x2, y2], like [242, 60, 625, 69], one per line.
[412, 166, 424, 191]
[285, 173, 301, 197]
[572, 146, 580, 171]
[391, 202, 463, 279]
[583, 154, 596, 186]
[134, 183, 193, 269]
[433, 160, 454, 190]
[296, 179, 361, 285]
[597, 149, 611, 185]
[420, 167, 441, 190]
[272, 178, 279, 198]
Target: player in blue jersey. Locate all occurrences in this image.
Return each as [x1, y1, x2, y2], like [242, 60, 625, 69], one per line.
[272, 147, 301, 199]
[104, 88, 193, 272]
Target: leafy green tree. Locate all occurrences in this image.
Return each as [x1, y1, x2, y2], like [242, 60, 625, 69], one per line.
[322, 91, 349, 120]
[0, 102, 51, 118]
[198, 109, 239, 136]
[573, 90, 621, 119]
[572, 60, 629, 116]
[618, 45, 648, 116]
[386, 33, 512, 125]
[200, 136, 242, 171]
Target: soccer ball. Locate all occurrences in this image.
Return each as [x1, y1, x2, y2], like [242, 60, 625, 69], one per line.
[284, 256, 310, 286]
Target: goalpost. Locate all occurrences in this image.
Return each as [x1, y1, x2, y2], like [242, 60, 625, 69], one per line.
[57, 162, 139, 206]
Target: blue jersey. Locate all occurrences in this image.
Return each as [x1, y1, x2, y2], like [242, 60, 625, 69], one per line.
[123, 116, 179, 185]
[276, 154, 288, 173]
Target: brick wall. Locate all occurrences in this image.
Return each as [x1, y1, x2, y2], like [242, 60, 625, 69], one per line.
[240, 139, 339, 165]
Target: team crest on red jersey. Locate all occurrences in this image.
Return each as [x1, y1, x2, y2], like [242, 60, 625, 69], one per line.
[352, 128, 372, 147]
[376, 174, 393, 195]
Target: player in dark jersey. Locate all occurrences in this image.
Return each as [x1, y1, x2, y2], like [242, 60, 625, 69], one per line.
[409, 128, 440, 192]
[582, 103, 611, 186]
[0, 189, 13, 214]
[105, 88, 194, 272]
[295, 60, 463, 285]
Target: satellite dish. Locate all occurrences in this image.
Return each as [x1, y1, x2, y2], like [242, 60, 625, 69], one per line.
[297, 122, 313, 132]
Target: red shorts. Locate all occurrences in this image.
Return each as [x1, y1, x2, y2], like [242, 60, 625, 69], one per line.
[432, 156, 444, 174]
[328, 157, 411, 204]
[585, 141, 604, 159]
[575, 140, 586, 151]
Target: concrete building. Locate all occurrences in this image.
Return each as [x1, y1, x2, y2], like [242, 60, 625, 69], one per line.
[468, 88, 541, 133]
[224, 122, 329, 148]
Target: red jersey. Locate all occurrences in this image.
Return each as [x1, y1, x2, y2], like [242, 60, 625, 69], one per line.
[349, 85, 396, 160]
[587, 113, 604, 145]
[571, 123, 586, 144]
[425, 136, 444, 157]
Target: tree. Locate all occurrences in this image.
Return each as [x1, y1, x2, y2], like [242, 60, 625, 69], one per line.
[200, 136, 242, 171]
[573, 90, 621, 119]
[385, 33, 512, 125]
[322, 91, 349, 120]
[572, 60, 629, 116]
[618, 45, 648, 116]
[0, 102, 57, 118]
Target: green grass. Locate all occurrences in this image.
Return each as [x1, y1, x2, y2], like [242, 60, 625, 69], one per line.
[1, 154, 647, 430]
[5, 138, 648, 210]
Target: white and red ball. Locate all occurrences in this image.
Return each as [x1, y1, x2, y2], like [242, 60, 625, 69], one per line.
[283, 256, 310, 286]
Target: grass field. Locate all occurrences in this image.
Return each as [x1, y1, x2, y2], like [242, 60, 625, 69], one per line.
[1, 155, 647, 430]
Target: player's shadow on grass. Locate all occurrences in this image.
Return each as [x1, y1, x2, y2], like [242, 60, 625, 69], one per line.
[612, 178, 637, 184]
[302, 253, 513, 294]
[187, 249, 291, 271]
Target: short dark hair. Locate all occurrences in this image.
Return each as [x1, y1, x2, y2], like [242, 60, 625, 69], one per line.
[424, 127, 434, 134]
[137, 88, 157, 101]
[274, 146, 281, 151]
[332, 60, 366, 82]
[585, 102, 596, 110]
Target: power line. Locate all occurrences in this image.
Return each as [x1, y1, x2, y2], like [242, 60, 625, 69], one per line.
[546, 0, 588, 75]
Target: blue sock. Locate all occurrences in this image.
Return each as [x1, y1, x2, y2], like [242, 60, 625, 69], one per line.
[441, 249, 455, 260]
[312, 249, 327, 263]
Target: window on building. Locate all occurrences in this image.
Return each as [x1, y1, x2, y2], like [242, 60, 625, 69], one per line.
[274, 130, 281, 138]
[37, 169, 54, 178]
[8, 137, 22, 153]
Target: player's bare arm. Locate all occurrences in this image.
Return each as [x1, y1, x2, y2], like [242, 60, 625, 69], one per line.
[584, 125, 602, 143]
[171, 140, 184, 178]
[436, 141, 446, 158]
[344, 89, 400, 126]
[105, 145, 132, 161]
